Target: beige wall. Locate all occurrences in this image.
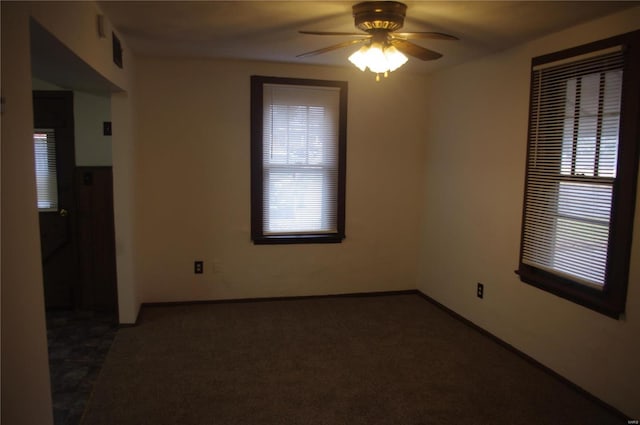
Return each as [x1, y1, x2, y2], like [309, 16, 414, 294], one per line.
[1, 2, 137, 423]
[1, 4, 54, 424]
[417, 7, 640, 417]
[133, 58, 427, 302]
[3, 0, 639, 422]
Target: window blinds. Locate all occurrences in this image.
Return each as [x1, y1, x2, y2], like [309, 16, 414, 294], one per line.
[521, 47, 624, 289]
[33, 129, 59, 211]
[262, 84, 340, 234]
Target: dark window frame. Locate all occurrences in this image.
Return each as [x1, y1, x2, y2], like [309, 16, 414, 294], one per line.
[518, 30, 640, 319]
[250, 76, 348, 245]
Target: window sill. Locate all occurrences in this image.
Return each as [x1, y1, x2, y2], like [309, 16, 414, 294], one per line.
[252, 234, 344, 245]
[516, 266, 623, 320]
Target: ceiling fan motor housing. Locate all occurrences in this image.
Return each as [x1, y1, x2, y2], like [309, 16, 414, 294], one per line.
[352, 1, 407, 32]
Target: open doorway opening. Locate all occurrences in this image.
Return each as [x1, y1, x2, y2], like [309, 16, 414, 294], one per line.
[31, 19, 120, 425]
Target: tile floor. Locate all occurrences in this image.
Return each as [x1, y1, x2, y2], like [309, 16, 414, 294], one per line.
[46, 310, 118, 425]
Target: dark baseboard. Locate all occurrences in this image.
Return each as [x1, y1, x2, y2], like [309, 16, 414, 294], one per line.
[124, 289, 420, 328]
[414, 290, 630, 421]
[123, 290, 417, 327]
[140, 289, 419, 310]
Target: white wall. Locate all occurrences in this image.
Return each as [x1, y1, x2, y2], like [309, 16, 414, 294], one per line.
[28, 1, 129, 91]
[32, 77, 64, 91]
[417, 7, 640, 417]
[112, 87, 139, 324]
[74, 91, 112, 166]
[32, 78, 113, 166]
[1, 2, 137, 423]
[133, 57, 427, 302]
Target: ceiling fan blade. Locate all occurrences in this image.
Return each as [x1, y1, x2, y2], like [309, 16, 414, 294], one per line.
[390, 39, 442, 61]
[393, 32, 459, 41]
[299, 30, 370, 37]
[297, 38, 368, 58]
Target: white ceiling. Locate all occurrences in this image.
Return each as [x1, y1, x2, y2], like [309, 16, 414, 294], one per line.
[100, 1, 637, 74]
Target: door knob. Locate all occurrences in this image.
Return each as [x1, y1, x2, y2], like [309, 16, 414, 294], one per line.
[59, 208, 68, 217]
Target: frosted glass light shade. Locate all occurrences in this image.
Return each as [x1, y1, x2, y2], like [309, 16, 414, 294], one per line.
[348, 43, 408, 74]
[365, 43, 388, 73]
[348, 46, 369, 71]
[384, 45, 408, 71]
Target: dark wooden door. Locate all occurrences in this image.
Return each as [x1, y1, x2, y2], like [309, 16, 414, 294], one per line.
[33, 91, 79, 309]
[75, 167, 118, 312]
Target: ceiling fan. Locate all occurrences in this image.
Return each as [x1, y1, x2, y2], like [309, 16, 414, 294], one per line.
[297, 1, 458, 79]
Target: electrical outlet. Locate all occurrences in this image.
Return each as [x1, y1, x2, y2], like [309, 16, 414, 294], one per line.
[477, 283, 484, 299]
[194, 261, 203, 274]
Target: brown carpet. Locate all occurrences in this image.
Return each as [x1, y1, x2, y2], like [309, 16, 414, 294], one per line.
[81, 293, 622, 425]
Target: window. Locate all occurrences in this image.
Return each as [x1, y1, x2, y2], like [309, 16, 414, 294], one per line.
[33, 129, 58, 211]
[251, 76, 347, 244]
[518, 30, 640, 318]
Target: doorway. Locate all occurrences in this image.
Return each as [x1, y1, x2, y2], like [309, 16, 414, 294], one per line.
[33, 89, 119, 425]
[33, 91, 119, 314]
[29, 17, 125, 425]
[33, 91, 79, 309]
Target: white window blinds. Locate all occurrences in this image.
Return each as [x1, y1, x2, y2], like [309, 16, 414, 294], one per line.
[262, 84, 340, 234]
[521, 47, 623, 289]
[33, 129, 59, 211]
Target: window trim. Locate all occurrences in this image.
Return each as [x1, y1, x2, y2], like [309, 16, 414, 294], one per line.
[250, 76, 348, 245]
[518, 30, 640, 319]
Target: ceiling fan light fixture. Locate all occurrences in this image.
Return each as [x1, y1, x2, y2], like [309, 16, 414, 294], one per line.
[298, 1, 456, 79]
[348, 42, 408, 77]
